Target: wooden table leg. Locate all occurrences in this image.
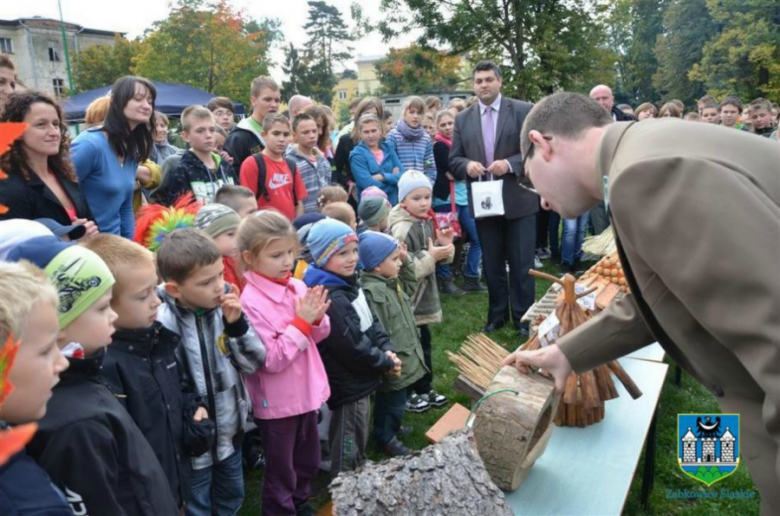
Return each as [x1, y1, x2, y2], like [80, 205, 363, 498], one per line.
[674, 364, 682, 387]
[641, 409, 659, 509]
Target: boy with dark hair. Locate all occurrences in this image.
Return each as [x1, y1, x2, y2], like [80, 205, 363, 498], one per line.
[719, 97, 743, 129]
[9, 237, 180, 516]
[239, 114, 308, 220]
[207, 96, 236, 131]
[749, 98, 775, 137]
[156, 228, 266, 515]
[83, 234, 214, 511]
[225, 76, 282, 167]
[154, 105, 238, 205]
[697, 95, 717, 114]
[286, 113, 332, 214]
[699, 102, 720, 124]
[302, 219, 400, 476]
[215, 184, 258, 218]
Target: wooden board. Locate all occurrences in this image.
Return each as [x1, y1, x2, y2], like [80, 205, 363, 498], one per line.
[425, 403, 470, 444]
[504, 358, 668, 515]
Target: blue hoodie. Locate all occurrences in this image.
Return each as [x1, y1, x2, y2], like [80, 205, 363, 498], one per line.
[348, 140, 404, 205]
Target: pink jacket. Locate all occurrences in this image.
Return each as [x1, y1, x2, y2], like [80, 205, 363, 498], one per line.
[241, 271, 331, 420]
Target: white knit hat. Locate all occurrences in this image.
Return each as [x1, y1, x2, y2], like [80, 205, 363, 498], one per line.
[398, 170, 431, 202]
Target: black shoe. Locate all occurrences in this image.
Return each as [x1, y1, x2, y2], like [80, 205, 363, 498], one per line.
[483, 319, 507, 333]
[563, 261, 585, 275]
[243, 450, 265, 470]
[383, 437, 412, 456]
[515, 323, 530, 340]
[439, 277, 465, 296]
[420, 389, 449, 408]
[295, 502, 315, 516]
[462, 275, 488, 293]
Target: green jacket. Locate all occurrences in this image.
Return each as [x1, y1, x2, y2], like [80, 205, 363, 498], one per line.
[360, 259, 427, 392]
[387, 204, 453, 325]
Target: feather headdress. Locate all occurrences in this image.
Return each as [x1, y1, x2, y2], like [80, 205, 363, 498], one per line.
[134, 193, 203, 252]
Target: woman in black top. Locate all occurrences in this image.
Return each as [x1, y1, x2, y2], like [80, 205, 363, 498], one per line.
[0, 91, 97, 235]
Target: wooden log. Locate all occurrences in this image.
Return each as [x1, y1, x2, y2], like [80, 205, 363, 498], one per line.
[330, 431, 513, 516]
[580, 371, 601, 409]
[472, 366, 559, 492]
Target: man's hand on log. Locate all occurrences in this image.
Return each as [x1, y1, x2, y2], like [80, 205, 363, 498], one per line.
[502, 344, 573, 393]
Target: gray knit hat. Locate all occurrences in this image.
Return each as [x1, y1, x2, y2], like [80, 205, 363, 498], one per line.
[398, 169, 431, 202]
[358, 197, 391, 227]
[195, 203, 240, 238]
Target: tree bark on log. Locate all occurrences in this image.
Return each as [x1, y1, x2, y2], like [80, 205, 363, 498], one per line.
[329, 430, 512, 516]
[472, 365, 559, 491]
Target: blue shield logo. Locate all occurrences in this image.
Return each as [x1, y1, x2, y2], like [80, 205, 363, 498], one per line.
[677, 413, 740, 486]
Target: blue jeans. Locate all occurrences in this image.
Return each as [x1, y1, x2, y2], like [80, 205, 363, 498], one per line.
[434, 204, 482, 278]
[373, 388, 408, 447]
[187, 448, 244, 516]
[561, 213, 590, 265]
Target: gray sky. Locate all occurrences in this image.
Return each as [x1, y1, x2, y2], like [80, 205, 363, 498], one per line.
[1, 0, 419, 81]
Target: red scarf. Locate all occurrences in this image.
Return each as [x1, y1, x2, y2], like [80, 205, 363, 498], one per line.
[258, 270, 293, 286]
[434, 133, 452, 147]
[223, 256, 246, 292]
[402, 206, 440, 230]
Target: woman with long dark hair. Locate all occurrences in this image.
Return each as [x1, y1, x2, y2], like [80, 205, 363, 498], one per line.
[0, 90, 97, 236]
[70, 76, 156, 237]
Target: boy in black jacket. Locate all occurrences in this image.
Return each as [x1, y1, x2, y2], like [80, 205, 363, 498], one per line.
[153, 105, 238, 206]
[302, 219, 401, 476]
[83, 234, 214, 511]
[8, 237, 178, 516]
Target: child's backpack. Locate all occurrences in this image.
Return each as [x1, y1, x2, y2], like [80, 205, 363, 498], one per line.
[252, 153, 300, 204]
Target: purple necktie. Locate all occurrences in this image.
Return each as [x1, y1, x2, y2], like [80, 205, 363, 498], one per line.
[482, 105, 495, 167]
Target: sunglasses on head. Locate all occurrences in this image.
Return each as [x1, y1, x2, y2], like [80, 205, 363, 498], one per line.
[518, 134, 553, 193]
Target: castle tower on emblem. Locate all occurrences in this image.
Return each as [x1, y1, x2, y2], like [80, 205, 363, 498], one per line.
[681, 427, 697, 463]
[720, 427, 735, 462]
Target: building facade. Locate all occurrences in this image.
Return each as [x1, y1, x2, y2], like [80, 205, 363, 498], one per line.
[0, 17, 118, 97]
[356, 55, 382, 96]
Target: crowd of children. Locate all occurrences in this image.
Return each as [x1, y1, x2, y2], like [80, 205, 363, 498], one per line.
[1, 50, 778, 514]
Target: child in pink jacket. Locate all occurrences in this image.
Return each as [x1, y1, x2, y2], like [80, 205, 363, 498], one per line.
[238, 210, 331, 515]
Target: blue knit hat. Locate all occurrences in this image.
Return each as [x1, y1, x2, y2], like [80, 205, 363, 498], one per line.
[359, 231, 399, 271]
[7, 236, 115, 328]
[307, 219, 358, 267]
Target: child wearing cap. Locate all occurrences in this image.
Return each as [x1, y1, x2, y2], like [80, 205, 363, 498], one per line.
[195, 203, 244, 292]
[0, 261, 71, 515]
[155, 228, 266, 515]
[302, 219, 400, 476]
[357, 196, 391, 234]
[82, 234, 214, 511]
[358, 231, 428, 455]
[388, 170, 455, 412]
[8, 237, 179, 516]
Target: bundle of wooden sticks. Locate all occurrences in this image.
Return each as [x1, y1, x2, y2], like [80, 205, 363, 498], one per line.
[449, 271, 643, 428]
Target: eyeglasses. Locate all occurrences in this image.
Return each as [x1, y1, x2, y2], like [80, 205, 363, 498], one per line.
[213, 110, 233, 118]
[518, 134, 552, 193]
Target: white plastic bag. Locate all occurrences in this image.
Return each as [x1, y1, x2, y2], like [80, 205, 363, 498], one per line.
[471, 177, 505, 218]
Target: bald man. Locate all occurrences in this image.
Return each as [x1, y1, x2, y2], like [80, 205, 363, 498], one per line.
[289, 95, 313, 118]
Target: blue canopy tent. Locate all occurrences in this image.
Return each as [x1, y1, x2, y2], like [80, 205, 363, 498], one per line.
[63, 81, 244, 122]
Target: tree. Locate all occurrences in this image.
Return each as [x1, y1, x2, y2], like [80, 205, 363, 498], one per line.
[374, 44, 463, 94]
[281, 43, 304, 95]
[71, 35, 141, 93]
[690, 0, 780, 100]
[374, 0, 615, 101]
[133, 0, 279, 106]
[303, 1, 353, 76]
[652, 0, 716, 105]
[620, 0, 670, 104]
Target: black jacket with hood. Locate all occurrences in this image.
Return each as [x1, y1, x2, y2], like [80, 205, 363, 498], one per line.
[302, 266, 395, 409]
[224, 117, 265, 172]
[25, 350, 179, 516]
[152, 149, 238, 206]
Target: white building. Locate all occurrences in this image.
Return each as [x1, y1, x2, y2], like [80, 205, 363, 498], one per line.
[0, 17, 118, 97]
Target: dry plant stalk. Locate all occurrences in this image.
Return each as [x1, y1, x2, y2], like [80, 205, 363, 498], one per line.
[582, 228, 617, 257]
[447, 334, 510, 391]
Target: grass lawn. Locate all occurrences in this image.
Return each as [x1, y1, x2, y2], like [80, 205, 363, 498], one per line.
[241, 260, 760, 515]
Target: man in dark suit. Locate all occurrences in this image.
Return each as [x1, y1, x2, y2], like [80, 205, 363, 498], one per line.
[450, 61, 537, 337]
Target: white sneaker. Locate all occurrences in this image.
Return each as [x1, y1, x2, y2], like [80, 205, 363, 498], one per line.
[534, 256, 543, 268]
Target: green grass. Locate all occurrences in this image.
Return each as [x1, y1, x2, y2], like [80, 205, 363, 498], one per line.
[240, 261, 759, 515]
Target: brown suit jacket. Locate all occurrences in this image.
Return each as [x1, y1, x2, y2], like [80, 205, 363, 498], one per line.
[557, 120, 780, 513]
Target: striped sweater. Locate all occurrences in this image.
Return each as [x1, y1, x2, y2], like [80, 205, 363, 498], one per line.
[385, 128, 436, 185]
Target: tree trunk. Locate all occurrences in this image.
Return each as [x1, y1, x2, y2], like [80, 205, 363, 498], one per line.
[472, 365, 559, 491]
[330, 431, 512, 516]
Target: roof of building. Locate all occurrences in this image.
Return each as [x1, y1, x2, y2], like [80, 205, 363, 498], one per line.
[356, 54, 384, 63]
[0, 17, 122, 37]
[682, 428, 697, 441]
[721, 427, 735, 441]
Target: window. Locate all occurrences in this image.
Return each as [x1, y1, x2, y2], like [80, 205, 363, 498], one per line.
[338, 90, 347, 100]
[0, 38, 12, 54]
[52, 78, 64, 97]
[48, 42, 61, 62]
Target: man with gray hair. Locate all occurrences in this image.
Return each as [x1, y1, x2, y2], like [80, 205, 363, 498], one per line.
[288, 95, 313, 118]
[504, 91, 780, 515]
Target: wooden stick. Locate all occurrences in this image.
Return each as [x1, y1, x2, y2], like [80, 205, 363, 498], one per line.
[607, 361, 643, 399]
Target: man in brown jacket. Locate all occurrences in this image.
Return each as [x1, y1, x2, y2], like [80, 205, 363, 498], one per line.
[503, 92, 780, 513]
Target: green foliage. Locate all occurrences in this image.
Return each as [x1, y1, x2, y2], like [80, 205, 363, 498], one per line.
[71, 34, 141, 93]
[690, 0, 780, 101]
[132, 0, 279, 107]
[653, 0, 716, 105]
[620, 0, 670, 104]
[374, 44, 463, 95]
[374, 0, 616, 101]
